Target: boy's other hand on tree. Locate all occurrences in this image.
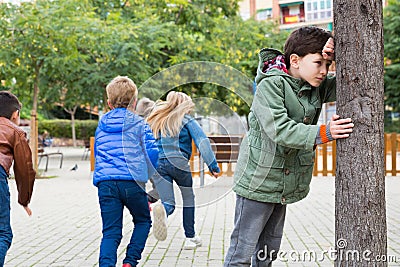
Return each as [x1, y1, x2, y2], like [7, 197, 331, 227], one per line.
[329, 114, 354, 139]
[322, 37, 335, 60]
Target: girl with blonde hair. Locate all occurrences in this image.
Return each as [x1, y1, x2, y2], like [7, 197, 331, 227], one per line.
[147, 91, 220, 249]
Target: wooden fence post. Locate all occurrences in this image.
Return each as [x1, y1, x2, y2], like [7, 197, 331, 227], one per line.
[29, 110, 38, 172]
[391, 133, 397, 176]
[332, 140, 336, 176]
[90, 136, 95, 172]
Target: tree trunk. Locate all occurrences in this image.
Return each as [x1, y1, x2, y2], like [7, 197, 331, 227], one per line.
[334, 1, 386, 266]
[30, 61, 42, 171]
[65, 105, 78, 147]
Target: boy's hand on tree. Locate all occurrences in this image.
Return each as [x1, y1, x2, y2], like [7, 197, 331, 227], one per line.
[23, 205, 32, 216]
[322, 37, 334, 60]
[329, 114, 354, 139]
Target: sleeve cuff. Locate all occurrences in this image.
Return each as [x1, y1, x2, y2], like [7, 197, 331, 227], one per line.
[208, 159, 220, 173]
[315, 124, 334, 145]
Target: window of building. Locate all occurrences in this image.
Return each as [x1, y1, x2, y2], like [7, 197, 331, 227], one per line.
[289, 6, 300, 15]
[305, 0, 333, 21]
[327, 0, 331, 8]
[257, 8, 272, 20]
[280, 3, 305, 24]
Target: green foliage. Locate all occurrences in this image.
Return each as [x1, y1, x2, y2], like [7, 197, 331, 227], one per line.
[384, 0, 400, 112]
[0, 0, 289, 121]
[39, 120, 98, 139]
[385, 119, 400, 133]
[0, 0, 93, 110]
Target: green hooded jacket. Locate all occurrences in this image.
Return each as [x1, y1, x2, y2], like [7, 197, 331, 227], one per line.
[233, 48, 336, 204]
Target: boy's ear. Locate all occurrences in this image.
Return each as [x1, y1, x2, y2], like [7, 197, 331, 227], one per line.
[107, 100, 114, 110]
[127, 99, 137, 112]
[289, 54, 300, 69]
[132, 99, 137, 110]
[11, 110, 18, 120]
[10, 110, 20, 125]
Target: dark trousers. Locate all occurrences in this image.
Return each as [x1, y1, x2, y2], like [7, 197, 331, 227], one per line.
[98, 180, 151, 267]
[153, 158, 196, 238]
[0, 167, 12, 267]
[224, 194, 286, 267]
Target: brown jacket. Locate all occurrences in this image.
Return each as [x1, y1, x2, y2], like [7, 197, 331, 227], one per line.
[0, 117, 36, 206]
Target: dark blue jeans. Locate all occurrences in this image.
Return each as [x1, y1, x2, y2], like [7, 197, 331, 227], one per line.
[97, 180, 151, 267]
[0, 166, 12, 267]
[153, 158, 195, 238]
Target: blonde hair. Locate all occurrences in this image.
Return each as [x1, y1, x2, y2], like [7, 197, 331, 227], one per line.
[147, 91, 195, 138]
[106, 76, 137, 109]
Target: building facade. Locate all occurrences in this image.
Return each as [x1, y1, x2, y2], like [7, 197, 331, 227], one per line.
[239, 0, 388, 31]
[239, 0, 334, 30]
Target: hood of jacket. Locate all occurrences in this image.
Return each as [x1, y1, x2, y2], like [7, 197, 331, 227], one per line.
[97, 107, 126, 134]
[255, 48, 308, 95]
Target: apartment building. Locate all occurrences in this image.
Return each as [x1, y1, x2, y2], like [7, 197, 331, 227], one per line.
[239, 0, 334, 30]
[240, 0, 388, 30]
[239, 0, 273, 20]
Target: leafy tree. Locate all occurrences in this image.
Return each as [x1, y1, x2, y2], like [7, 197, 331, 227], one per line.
[0, 0, 103, 148]
[0, 0, 290, 141]
[162, 16, 288, 116]
[384, 0, 400, 112]
[0, 0, 91, 112]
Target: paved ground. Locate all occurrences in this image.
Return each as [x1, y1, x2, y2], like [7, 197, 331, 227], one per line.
[4, 147, 400, 266]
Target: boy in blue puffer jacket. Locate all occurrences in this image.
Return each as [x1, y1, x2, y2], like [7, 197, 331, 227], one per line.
[93, 76, 159, 267]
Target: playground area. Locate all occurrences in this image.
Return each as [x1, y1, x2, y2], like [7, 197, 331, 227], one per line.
[4, 146, 400, 266]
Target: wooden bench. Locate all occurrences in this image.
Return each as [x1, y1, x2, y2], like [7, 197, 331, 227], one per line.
[208, 135, 242, 176]
[190, 135, 243, 186]
[38, 147, 64, 172]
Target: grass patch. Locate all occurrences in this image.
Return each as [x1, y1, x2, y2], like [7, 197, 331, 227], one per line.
[36, 170, 59, 179]
[35, 175, 58, 179]
[10, 171, 59, 179]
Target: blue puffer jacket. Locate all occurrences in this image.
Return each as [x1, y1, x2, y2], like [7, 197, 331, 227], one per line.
[93, 108, 159, 186]
[157, 114, 220, 174]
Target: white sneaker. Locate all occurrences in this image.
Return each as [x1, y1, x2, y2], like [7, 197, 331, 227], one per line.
[184, 236, 202, 250]
[152, 203, 167, 241]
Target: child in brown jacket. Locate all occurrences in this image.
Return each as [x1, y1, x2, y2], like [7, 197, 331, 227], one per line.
[0, 91, 36, 266]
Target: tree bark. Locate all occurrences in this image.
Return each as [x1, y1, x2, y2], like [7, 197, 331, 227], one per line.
[334, 0, 387, 266]
[65, 105, 78, 147]
[30, 60, 43, 171]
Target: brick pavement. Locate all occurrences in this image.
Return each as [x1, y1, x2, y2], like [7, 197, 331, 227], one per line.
[4, 147, 400, 266]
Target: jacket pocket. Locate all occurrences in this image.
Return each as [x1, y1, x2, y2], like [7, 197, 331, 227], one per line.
[246, 144, 285, 193]
[297, 152, 314, 190]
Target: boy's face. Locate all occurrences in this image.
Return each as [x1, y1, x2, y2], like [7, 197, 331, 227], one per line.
[296, 53, 332, 87]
